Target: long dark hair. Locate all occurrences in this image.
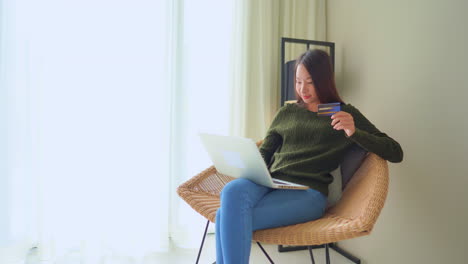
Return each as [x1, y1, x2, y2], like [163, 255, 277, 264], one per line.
[294, 49, 344, 105]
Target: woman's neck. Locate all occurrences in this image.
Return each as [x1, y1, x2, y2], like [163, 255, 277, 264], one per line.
[306, 103, 320, 112]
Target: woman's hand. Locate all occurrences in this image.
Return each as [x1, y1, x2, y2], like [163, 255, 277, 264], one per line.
[331, 111, 356, 137]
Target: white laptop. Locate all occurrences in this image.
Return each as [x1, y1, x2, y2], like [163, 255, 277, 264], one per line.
[199, 133, 308, 190]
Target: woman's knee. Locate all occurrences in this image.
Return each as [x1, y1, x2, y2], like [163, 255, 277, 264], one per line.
[303, 190, 327, 219]
[221, 178, 256, 201]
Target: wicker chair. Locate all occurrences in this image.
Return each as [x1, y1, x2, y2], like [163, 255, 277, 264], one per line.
[177, 141, 389, 264]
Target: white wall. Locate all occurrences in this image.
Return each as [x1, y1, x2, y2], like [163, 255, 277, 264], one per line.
[327, 1, 468, 263]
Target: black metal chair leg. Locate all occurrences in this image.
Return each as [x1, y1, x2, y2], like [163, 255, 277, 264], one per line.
[325, 243, 331, 264]
[330, 243, 361, 264]
[256, 242, 274, 264]
[308, 246, 316, 264]
[196, 220, 210, 264]
[278, 242, 363, 264]
[278, 244, 324, 252]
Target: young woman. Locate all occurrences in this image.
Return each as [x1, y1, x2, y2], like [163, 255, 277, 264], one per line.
[215, 49, 403, 264]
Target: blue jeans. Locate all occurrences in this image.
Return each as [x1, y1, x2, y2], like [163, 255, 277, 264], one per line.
[215, 178, 327, 264]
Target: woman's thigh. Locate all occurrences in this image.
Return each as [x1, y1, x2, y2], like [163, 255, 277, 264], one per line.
[220, 178, 273, 208]
[252, 188, 327, 231]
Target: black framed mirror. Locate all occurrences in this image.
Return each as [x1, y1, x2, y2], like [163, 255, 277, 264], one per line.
[280, 38, 335, 106]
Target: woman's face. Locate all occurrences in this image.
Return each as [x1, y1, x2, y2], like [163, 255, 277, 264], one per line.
[295, 64, 320, 105]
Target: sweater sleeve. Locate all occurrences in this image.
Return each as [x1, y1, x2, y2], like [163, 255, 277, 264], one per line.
[259, 107, 285, 166]
[346, 105, 404, 163]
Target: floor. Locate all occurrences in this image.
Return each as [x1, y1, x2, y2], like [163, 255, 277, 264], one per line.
[25, 234, 354, 264]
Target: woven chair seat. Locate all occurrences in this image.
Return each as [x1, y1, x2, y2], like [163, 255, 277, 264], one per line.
[177, 142, 389, 246]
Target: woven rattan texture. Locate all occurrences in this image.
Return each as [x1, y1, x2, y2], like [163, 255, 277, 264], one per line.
[176, 141, 389, 246]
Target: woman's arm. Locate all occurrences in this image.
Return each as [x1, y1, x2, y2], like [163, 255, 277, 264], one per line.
[348, 125, 404, 163]
[258, 107, 285, 166]
[259, 130, 282, 166]
[332, 105, 404, 163]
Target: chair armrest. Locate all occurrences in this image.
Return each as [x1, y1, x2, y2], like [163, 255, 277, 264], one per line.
[176, 139, 264, 222]
[326, 153, 389, 231]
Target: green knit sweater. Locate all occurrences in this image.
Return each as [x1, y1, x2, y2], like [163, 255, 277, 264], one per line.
[259, 103, 403, 196]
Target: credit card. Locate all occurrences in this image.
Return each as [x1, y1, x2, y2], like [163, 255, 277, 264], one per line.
[317, 102, 341, 116]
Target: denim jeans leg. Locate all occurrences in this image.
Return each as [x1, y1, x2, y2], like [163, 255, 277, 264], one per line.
[252, 188, 327, 231]
[215, 209, 224, 264]
[217, 178, 271, 264]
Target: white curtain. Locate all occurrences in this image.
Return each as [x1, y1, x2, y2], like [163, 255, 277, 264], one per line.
[1, 0, 234, 263]
[31, 0, 172, 262]
[230, 0, 327, 139]
[0, 0, 38, 262]
[1, 0, 324, 262]
[169, 0, 234, 247]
